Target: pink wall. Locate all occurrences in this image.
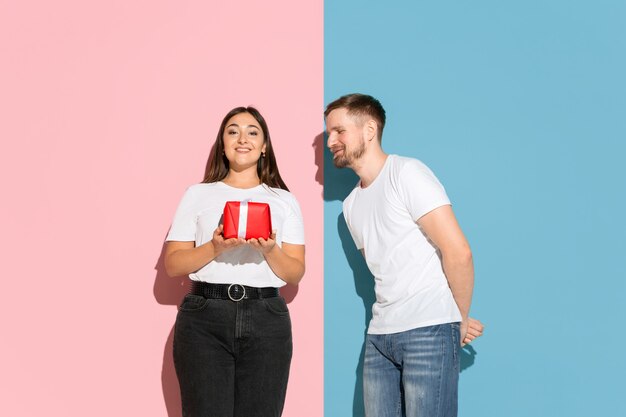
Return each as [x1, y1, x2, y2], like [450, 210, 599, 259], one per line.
[0, 1, 323, 416]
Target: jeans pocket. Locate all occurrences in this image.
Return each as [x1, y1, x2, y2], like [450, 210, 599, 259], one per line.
[178, 294, 210, 312]
[263, 297, 289, 316]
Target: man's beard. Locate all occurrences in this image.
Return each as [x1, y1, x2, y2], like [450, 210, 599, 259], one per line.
[333, 139, 366, 168]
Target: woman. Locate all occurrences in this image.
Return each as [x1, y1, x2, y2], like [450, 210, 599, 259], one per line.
[165, 107, 305, 417]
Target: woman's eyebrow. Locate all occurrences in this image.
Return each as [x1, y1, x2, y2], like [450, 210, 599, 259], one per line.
[226, 123, 260, 129]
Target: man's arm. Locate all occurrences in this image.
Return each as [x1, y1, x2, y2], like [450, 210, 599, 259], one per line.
[418, 205, 474, 341]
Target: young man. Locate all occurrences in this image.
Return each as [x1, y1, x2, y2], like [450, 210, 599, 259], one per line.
[325, 93, 483, 417]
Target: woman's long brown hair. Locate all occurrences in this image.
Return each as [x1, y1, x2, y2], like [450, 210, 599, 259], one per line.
[202, 107, 289, 191]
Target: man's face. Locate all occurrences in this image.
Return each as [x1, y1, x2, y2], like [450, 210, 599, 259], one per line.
[325, 108, 366, 168]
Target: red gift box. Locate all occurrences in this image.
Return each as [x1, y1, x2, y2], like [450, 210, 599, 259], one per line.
[222, 200, 272, 240]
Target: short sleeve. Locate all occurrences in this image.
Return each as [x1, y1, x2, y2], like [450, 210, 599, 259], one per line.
[397, 160, 451, 221]
[165, 186, 198, 241]
[343, 211, 363, 250]
[342, 194, 363, 250]
[280, 194, 305, 245]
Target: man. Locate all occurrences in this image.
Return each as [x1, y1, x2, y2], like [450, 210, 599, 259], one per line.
[325, 93, 483, 417]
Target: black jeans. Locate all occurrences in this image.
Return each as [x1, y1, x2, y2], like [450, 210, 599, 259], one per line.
[173, 293, 292, 417]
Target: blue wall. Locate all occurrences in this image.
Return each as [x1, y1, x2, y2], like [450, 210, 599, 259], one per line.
[324, 1, 626, 416]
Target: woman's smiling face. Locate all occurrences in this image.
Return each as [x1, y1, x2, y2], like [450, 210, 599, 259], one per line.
[222, 112, 267, 170]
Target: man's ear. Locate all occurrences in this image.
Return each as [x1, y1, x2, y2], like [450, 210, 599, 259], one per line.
[365, 119, 378, 141]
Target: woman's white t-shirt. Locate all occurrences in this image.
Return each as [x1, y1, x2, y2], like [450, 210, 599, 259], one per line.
[166, 181, 305, 288]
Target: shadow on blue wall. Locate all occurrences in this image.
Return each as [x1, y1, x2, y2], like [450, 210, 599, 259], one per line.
[336, 212, 374, 416]
[319, 130, 373, 416]
[321, 133, 477, 416]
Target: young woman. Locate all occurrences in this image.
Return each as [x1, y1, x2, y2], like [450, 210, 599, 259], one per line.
[164, 107, 305, 417]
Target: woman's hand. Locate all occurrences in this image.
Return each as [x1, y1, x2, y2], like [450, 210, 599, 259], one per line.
[247, 230, 277, 254]
[212, 224, 246, 257]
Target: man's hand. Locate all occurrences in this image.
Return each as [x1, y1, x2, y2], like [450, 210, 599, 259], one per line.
[461, 317, 484, 346]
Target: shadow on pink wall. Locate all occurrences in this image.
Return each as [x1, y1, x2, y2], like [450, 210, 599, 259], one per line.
[153, 242, 188, 417]
[153, 237, 300, 416]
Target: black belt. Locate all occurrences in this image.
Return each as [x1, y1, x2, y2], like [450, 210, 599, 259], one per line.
[191, 282, 279, 302]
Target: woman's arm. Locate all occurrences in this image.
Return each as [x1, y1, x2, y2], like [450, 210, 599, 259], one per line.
[248, 233, 305, 285]
[164, 225, 245, 277]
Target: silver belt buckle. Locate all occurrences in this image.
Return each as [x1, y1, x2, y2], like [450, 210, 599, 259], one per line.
[227, 284, 246, 302]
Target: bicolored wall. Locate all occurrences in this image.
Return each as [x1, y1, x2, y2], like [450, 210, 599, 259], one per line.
[2, 1, 625, 416]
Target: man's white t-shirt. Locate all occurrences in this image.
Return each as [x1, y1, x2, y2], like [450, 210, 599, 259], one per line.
[343, 154, 462, 334]
[166, 182, 305, 288]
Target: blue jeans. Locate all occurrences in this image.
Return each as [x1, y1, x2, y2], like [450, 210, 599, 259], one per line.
[364, 322, 460, 417]
[173, 293, 292, 417]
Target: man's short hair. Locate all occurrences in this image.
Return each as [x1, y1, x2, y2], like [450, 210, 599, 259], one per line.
[324, 93, 386, 142]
